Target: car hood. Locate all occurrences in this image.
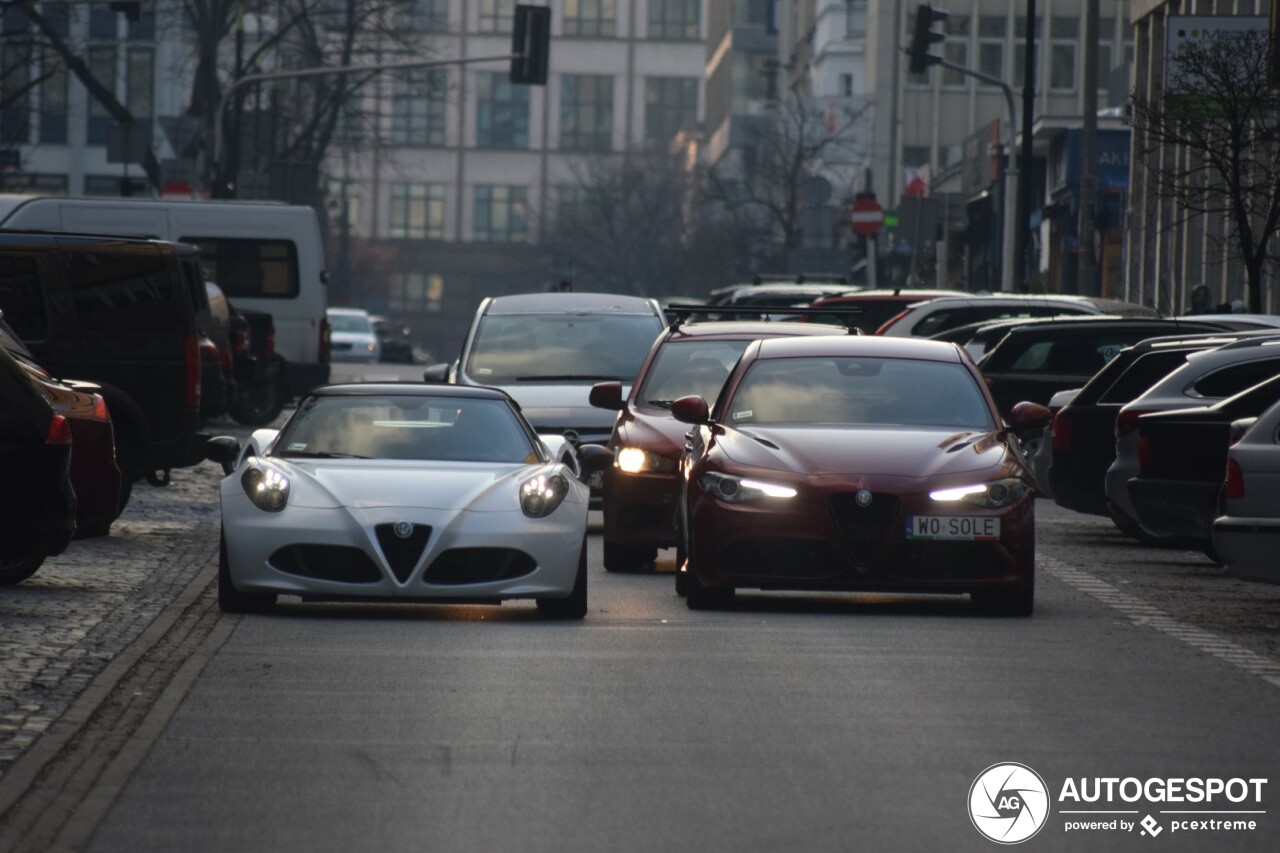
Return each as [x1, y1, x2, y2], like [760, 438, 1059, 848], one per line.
[493, 383, 631, 431]
[717, 426, 1008, 478]
[279, 459, 534, 511]
[618, 410, 689, 456]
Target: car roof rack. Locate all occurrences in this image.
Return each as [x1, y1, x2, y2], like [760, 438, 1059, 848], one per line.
[751, 273, 850, 285]
[664, 303, 864, 334]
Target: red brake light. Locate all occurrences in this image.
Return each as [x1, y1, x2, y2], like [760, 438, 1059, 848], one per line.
[874, 309, 909, 335]
[1224, 458, 1245, 500]
[185, 332, 202, 411]
[1050, 410, 1073, 452]
[1137, 435, 1152, 470]
[1116, 408, 1152, 439]
[92, 394, 110, 422]
[45, 414, 73, 446]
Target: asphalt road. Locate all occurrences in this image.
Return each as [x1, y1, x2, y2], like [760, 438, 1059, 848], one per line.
[0, 360, 1275, 852]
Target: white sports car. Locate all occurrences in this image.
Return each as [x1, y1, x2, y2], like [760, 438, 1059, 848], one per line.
[207, 384, 603, 618]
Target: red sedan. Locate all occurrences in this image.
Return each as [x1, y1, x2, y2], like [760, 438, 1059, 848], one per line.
[672, 336, 1049, 615]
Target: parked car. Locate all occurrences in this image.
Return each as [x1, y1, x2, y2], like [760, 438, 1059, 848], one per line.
[671, 335, 1050, 615]
[207, 384, 609, 617]
[1, 315, 122, 540]
[810, 288, 968, 335]
[326, 307, 381, 363]
[1213, 396, 1280, 583]
[425, 293, 667, 494]
[226, 306, 283, 426]
[1127, 374, 1280, 551]
[978, 316, 1234, 417]
[0, 341, 75, 584]
[0, 232, 207, 496]
[1048, 331, 1275, 523]
[1028, 387, 1079, 498]
[1106, 335, 1280, 541]
[704, 277, 857, 318]
[588, 313, 850, 574]
[876, 293, 1159, 338]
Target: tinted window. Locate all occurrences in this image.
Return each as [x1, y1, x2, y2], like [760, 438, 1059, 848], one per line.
[1192, 357, 1280, 398]
[1004, 334, 1134, 375]
[725, 357, 994, 429]
[466, 313, 662, 383]
[0, 254, 49, 340]
[912, 304, 1091, 337]
[636, 340, 748, 407]
[277, 395, 536, 463]
[185, 238, 299, 300]
[63, 246, 185, 333]
[1098, 350, 1194, 404]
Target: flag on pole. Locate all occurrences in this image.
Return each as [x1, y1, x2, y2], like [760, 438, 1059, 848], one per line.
[904, 165, 930, 198]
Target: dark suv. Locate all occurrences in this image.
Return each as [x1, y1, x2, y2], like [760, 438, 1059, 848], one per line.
[0, 232, 207, 493]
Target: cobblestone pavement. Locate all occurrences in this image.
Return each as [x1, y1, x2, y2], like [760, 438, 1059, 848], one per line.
[0, 417, 251, 782]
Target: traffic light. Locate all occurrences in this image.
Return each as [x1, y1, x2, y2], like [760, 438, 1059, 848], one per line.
[510, 5, 550, 86]
[907, 4, 949, 76]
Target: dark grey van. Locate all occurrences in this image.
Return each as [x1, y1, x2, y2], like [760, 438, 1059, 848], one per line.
[0, 232, 207, 493]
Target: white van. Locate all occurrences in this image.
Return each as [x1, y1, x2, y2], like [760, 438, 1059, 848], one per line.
[0, 194, 330, 416]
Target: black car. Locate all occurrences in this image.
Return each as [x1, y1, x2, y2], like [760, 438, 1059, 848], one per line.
[978, 317, 1235, 418]
[1128, 374, 1280, 551]
[0, 341, 75, 584]
[1047, 331, 1274, 519]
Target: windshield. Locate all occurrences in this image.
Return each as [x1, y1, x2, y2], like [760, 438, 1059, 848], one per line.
[275, 395, 538, 463]
[635, 340, 748, 407]
[328, 312, 372, 333]
[723, 356, 995, 429]
[465, 312, 661, 384]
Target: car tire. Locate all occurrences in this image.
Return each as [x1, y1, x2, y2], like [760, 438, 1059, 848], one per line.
[674, 516, 689, 597]
[602, 539, 656, 573]
[538, 537, 588, 620]
[228, 365, 287, 427]
[972, 575, 1034, 617]
[217, 528, 276, 613]
[0, 550, 44, 585]
[685, 528, 733, 610]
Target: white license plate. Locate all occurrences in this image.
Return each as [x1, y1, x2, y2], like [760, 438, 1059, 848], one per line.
[906, 516, 1000, 540]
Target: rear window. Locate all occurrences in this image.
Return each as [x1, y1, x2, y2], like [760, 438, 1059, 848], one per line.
[465, 312, 662, 384]
[63, 245, 187, 334]
[1098, 350, 1194, 404]
[0, 254, 49, 340]
[1191, 357, 1280, 399]
[911, 304, 1091, 337]
[1003, 334, 1137, 375]
[185, 238, 299, 300]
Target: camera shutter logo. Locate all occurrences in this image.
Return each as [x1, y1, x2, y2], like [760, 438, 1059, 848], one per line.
[968, 763, 1051, 844]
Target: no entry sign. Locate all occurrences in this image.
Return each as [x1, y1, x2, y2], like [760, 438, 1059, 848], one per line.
[850, 197, 884, 236]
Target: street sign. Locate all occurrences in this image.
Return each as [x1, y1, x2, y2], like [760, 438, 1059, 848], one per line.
[851, 197, 884, 236]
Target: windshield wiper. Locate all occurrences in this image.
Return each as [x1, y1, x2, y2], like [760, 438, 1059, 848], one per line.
[278, 451, 370, 459]
[514, 374, 626, 382]
[646, 399, 675, 409]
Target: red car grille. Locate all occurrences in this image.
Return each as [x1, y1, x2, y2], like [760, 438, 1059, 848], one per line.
[828, 493, 901, 564]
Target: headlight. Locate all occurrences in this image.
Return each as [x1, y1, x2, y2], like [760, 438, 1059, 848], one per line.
[241, 463, 290, 512]
[700, 471, 797, 503]
[929, 478, 1028, 508]
[521, 470, 569, 517]
[615, 447, 678, 474]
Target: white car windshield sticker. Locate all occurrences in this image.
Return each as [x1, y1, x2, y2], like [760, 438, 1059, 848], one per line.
[288, 442, 308, 451]
[734, 409, 753, 420]
[477, 367, 492, 375]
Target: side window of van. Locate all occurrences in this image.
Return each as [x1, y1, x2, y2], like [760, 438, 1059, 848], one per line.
[0, 254, 50, 340]
[186, 238, 299, 299]
[63, 246, 184, 333]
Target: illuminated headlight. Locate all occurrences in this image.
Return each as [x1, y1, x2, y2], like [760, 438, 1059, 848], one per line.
[700, 471, 797, 503]
[521, 471, 569, 517]
[616, 447, 678, 474]
[241, 463, 290, 512]
[929, 478, 1028, 508]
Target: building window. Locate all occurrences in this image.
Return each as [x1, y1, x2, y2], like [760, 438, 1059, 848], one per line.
[40, 63, 68, 144]
[476, 71, 528, 149]
[555, 184, 589, 223]
[389, 271, 445, 313]
[977, 16, 1005, 86]
[85, 174, 147, 196]
[564, 0, 615, 37]
[391, 69, 446, 147]
[941, 14, 969, 89]
[644, 76, 697, 149]
[844, 1, 866, 39]
[1049, 17, 1078, 91]
[473, 185, 528, 243]
[127, 47, 152, 120]
[838, 73, 853, 98]
[389, 183, 445, 240]
[478, 0, 515, 34]
[398, 0, 450, 32]
[1012, 16, 1044, 88]
[86, 45, 115, 146]
[649, 0, 699, 41]
[1, 42, 31, 145]
[561, 74, 613, 152]
[1097, 17, 1114, 86]
[89, 6, 117, 39]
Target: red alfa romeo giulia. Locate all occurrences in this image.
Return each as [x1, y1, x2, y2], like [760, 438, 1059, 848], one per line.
[672, 336, 1050, 615]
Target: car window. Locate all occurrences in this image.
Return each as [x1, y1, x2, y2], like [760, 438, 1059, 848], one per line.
[636, 340, 748, 406]
[466, 312, 661, 383]
[1098, 350, 1194, 404]
[0, 253, 51, 340]
[186, 238, 299, 300]
[1004, 335, 1131, 375]
[277, 395, 536, 463]
[1190, 357, 1280, 398]
[63, 246, 186, 334]
[328, 312, 372, 333]
[724, 356, 994, 429]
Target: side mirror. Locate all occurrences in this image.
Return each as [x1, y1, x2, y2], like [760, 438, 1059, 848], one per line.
[589, 381, 625, 411]
[671, 395, 710, 425]
[575, 444, 614, 484]
[422, 363, 450, 383]
[206, 435, 242, 475]
[1008, 401, 1053, 433]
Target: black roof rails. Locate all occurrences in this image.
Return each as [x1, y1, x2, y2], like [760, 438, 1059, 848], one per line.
[664, 303, 864, 334]
[750, 273, 849, 285]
